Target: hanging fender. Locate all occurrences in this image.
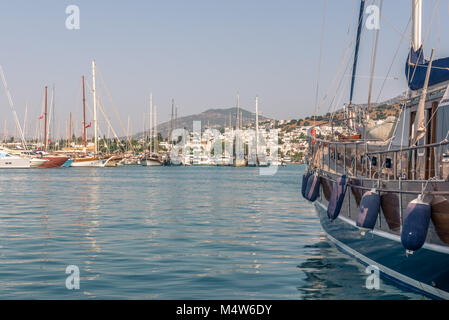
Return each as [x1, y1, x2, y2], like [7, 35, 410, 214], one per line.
[301, 171, 312, 199]
[327, 175, 347, 221]
[356, 189, 380, 233]
[401, 196, 431, 254]
[305, 173, 321, 202]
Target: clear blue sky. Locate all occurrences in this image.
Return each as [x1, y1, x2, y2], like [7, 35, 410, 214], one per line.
[0, 0, 448, 138]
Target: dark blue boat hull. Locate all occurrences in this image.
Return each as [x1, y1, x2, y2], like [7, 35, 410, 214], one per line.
[315, 200, 449, 299]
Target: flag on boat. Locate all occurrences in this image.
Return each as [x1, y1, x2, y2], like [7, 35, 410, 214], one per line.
[85, 122, 91, 128]
[39, 115, 44, 119]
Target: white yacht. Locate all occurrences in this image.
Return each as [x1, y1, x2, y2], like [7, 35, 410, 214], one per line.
[0, 152, 30, 168]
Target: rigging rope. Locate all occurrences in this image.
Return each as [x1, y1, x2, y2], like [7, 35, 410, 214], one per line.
[313, 0, 327, 125]
[375, 17, 411, 104]
[315, 2, 365, 118]
[84, 80, 124, 151]
[0, 65, 28, 152]
[366, 0, 383, 113]
[95, 67, 135, 151]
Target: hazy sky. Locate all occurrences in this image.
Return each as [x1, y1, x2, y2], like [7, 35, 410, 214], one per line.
[0, 0, 448, 138]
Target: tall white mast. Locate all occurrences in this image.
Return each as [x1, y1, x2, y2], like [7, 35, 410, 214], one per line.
[143, 111, 146, 151]
[92, 60, 98, 154]
[154, 105, 158, 153]
[236, 93, 240, 130]
[149, 92, 153, 154]
[411, 0, 422, 52]
[23, 102, 28, 141]
[255, 96, 259, 158]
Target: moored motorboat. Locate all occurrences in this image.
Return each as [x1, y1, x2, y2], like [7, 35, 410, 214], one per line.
[71, 156, 104, 167]
[0, 151, 30, 168]
[141, 154, 162, 166]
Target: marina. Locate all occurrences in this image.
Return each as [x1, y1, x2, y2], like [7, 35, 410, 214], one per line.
[2, 0, 449, 304]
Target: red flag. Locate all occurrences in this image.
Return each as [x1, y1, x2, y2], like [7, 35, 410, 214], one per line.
[85, 122, 92, 129]
[39, 115, 44, 120]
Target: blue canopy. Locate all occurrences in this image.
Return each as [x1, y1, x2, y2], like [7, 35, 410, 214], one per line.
[406, 47, 449, 90]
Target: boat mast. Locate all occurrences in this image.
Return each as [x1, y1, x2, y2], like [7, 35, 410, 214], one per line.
[255, 96, 259, 161]
[149, 92, 153, 154]
[82, 75, 87, 148]
[411, 0, 422, 52]
[127, 115, 130, 152]
[175, 106, 178, 130]
[92, 60, 98, 155]
[44, 86, 48, 152]
[236, 93, 240, 130]
[23, 102, 28, 141]
[154, 105, 158, 153]
[69, 112, 72, 146]
[170, 98, 174, 142]
[349, 0, 366, 107]
[348, 0, 366, 133]
[51, 85, 55, 149]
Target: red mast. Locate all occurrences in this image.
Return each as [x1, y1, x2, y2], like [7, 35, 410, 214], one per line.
[44, 86, 48, 152]
[82, 76, 87, 147]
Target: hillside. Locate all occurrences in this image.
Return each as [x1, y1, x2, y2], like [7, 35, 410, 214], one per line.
[136, 107, 272, 138]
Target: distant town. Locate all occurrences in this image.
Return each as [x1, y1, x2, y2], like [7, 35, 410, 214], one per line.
[1, 101, 401, 166]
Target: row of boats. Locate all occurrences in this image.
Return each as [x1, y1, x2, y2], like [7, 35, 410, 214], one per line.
[0, 149, 158, 168]
[0, 149, 289, 168]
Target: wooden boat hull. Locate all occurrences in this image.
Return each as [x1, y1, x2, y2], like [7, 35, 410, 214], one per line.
[38, 156, 69, 168]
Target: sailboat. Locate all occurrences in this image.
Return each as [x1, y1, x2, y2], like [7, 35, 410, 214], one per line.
[142, 93, 162, 166]
[0, 65, 37, 168]
[234, 94, 246, 167]
[36, 86, 69, 168]
[71, 61, 106, 167]
[249, 96, 268, 167]
[304, 0, 449, 299]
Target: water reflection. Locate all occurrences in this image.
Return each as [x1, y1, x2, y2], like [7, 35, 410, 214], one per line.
[0, 166, 428, 299]
[296, 239, 428, 300]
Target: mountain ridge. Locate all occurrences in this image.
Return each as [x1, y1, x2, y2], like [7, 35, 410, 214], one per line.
[136, 107, 273, 138]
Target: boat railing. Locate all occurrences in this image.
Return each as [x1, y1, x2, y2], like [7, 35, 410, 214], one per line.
[307, 126, 449, 181]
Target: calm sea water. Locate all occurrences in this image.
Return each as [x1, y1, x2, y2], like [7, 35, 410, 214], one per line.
[0, 165, 426, 299]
